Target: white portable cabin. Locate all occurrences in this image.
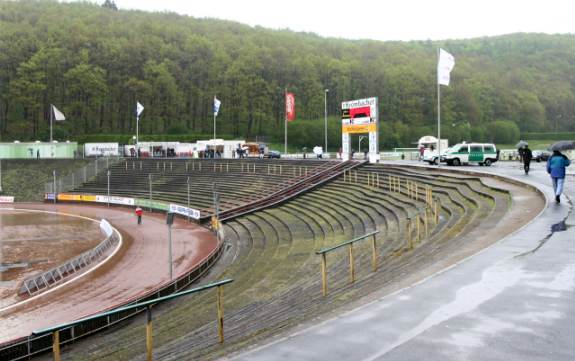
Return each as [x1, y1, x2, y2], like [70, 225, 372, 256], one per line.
[196, 139, 245, 158]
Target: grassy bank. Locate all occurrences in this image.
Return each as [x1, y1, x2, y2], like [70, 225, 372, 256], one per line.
[0, 159, 91, 202]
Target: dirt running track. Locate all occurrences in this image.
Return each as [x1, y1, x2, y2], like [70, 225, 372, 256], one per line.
[0, 203, 219, 344]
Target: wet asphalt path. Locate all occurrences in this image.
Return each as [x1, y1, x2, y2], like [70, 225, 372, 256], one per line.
[227, 161, 575, 361]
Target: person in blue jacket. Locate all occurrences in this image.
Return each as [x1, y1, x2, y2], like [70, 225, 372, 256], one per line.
[547, 150, 571, 203]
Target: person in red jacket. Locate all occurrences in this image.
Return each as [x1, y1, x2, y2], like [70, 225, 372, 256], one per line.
[135, 207, 143, 225]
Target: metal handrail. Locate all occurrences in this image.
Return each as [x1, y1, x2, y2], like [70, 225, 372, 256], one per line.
[33, 278, 233, 335]
[316, 231, 380, 297]
[315, 230, 379, 255]
[32, 279, 233, 361]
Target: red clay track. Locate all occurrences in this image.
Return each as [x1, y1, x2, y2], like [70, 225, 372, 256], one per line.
[0, 203, 219, 344]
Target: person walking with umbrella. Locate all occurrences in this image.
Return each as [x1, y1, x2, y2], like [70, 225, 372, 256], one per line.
[547, 147, 571, 203]
[522, 145, 533, 175]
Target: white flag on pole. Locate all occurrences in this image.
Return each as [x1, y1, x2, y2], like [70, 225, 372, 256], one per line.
[437, 48, 455, 86]
[51, 105, 66, 121]
[136, 101, 145, 117]
[213, 97, 221, 116]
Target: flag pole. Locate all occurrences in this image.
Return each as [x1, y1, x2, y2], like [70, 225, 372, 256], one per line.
[284, 88, 287, 155]
[437, 48, 441, 167]
[50, 105, 53, 143]
[214, 95, 217, 140]
[136, 113, 139, 158]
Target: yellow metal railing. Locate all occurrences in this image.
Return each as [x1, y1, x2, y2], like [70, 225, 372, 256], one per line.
[33, 279, 233, 361]
[315, 231, 379, 297]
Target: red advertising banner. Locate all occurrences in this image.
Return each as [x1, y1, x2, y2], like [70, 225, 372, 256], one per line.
[285, 92, 296, 121]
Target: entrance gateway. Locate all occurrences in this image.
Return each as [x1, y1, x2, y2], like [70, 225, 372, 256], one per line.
[341, 97, 379, 163]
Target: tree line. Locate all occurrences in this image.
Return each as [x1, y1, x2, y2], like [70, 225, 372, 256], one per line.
[1, 0, 574, 149]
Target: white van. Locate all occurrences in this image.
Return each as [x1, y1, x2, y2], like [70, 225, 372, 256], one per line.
[445, 143, 499, 166]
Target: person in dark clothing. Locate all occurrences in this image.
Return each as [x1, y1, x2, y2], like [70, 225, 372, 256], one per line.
[522, 146, 533, 175]
[135, 207, 143, 225]
[547, 150, 571, 203]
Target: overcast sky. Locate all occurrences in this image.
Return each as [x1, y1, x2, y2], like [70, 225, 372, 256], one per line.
[76, 0, 574, 41]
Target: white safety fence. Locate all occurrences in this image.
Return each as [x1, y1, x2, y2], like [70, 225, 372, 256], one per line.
[18, 220, 120, 296]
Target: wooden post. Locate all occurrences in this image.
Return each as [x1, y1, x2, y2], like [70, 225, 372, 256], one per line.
[354, 171, 357, 184]
[349, 243, 355, 283]
[415, 183, 418, 201]
[186, 162, 188, 172]
[321, 253, 327, 296]
[217, 285, 224, 343]
[416, 215, 421, 241]
[435, 198, 440, 223]
[371, 234, 377, 272]
[424, 208, 429, 237]
[376, 173, 379, 188]
[407, 219, 413, 249]
[125, 161, 128, 171]
[146, 306, 153, 361]
[53, 330, 61, 361]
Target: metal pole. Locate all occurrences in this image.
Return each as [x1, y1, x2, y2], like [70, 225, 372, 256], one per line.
[349, 244, 355, 283]
[136, 115, 139, 159]
[52, 330, 61, 361]
[107, 170, 110, 207]
[148, 174, 152, 212]
[50, 105, 53, 143]
[437, 48, 441, 167]
[324, 89, 329, 153]
[146, 306, 153, 361]
[53, 170, 56, 204]
[187, 177, 190, 222]
[168, 223, 173, 280]
[321, 253, 327, 296]
[213, 112, 216, 141]
[371, 234, 378, 272]
[284, 88, 287, 155]
[217, 285, 224, 343]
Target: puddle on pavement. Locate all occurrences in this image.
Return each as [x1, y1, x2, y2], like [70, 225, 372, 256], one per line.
[551, 220, 568, 233]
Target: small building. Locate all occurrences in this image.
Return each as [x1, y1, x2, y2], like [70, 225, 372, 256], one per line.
[0, 141, 77, 159]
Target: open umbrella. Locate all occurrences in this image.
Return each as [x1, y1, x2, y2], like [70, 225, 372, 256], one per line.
[515, 140, 528, 149]
[549, 140, 575, 152]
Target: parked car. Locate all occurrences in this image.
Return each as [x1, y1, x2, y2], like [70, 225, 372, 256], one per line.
[532, 150, 551, 162]
[445, 142, 498, 166]
[267, 150, 281, 159]
[423, 148, 448, 165]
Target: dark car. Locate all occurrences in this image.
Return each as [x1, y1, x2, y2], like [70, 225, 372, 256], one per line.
[533, 150, 551, 162]
[267, 150, 281, 159]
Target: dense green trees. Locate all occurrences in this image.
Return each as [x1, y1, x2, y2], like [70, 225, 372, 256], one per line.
[1, 0, 574, 149]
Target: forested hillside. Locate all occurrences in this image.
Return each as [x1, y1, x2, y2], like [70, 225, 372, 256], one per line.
[1, 0, 574, 148]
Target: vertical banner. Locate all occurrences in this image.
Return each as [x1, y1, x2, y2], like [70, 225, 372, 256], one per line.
[285, 92, 296, 121]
